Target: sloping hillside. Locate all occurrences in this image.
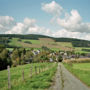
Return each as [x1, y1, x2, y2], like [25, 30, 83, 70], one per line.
[0, 34, 90, 48]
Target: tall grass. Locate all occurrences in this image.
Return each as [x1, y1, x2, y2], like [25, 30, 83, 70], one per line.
[0, 62, 57, 90]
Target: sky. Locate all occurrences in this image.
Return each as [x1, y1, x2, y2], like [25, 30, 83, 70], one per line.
[0, 0, 90, 40]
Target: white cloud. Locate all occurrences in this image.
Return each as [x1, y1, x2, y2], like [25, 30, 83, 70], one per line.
[42, 1, 63, 16]
[52, 29, 90, 40]
[57, 10, 90, 33]
[24, 18, 36, 27]
[57, 10, 82, 28]
[5, 17, 52, 36]
[1, 15, 90, 40]
[6, 23, 24, 34]
[0, 16, 15, 34]
[42, 1, 64, 24]
[6, 18, 37, 34]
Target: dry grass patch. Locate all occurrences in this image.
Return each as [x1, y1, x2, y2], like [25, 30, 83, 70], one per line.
[63, 58, 90, 63]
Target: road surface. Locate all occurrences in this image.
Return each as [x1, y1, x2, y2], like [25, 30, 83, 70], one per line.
[49, 63, 90, 90]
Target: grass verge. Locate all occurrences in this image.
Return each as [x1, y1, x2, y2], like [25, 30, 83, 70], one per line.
[0, 62, 57, 90]
[63, 63, 90, 87]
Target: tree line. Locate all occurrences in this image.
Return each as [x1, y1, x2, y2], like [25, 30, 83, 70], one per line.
[0, 46, 63, 70]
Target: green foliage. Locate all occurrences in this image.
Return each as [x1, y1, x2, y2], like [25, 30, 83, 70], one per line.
[58, 55, 63, 62]
[82, 48, 90, 52]
[42, 46, 50, 51]
[80, 53, 86, 56]
[25, 50, 34, 62]
[24, 41, 32, 44]
[12, 49, 20, 66]
[34, 51, 49, 62]
[20, 53, 25, 65]
[0, 49, 11, 70]
[0, 34, 51, 40]
[0, 37, 10, 47]
[11, 48, 27, 66]
[22, 39, 41, 44]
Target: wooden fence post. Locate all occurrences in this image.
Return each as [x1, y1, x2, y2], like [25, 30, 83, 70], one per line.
[30, 66, 32, 78]
[22, 70, 24, 81]
[7, 65, 11, 89]
[35, 66, 37, 75]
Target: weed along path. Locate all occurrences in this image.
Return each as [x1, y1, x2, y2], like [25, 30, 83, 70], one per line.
[49, 63, 90, 90]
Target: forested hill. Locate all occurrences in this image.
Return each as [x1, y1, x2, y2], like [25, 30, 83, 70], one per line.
[0, 34, 90, 47]
[0, 34, 51, 40]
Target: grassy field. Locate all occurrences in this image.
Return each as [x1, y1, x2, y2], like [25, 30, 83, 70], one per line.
[8, 38, 90, 53]
[0, 62, 57, 90]
[56, 42, 72, 47]
[74, 47, 90, 53]
[9, 38, 22, 47]
[8, 38, 73, 51]
[22, 39, 41, 44]
[63, 63, 90, 87]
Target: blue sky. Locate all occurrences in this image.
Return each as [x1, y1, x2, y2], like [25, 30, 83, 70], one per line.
[0, 0, 90, 40]
[0, 0, 90, 21]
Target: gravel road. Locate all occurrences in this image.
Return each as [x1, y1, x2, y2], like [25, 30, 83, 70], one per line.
[49, 63, 90, 90]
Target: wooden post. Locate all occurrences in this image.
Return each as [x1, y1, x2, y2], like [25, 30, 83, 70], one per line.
[7, 65, 11, 89]
[22, 70, 24, 81]
[30, 66, 32, 78]
[35, 66, 37, 75]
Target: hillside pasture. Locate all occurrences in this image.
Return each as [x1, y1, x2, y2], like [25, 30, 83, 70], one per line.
[56, 42, 73, 47]
[22, 39, 41, 44]
[8, 38, 74, 51]
[8, 38, 90, 53]
[75, 47, 90, 53]
[39, 38, 55, 42]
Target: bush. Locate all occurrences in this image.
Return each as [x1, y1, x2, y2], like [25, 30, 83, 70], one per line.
[0, 49, 12, 70]
[58, 55, 63, 62]
[18, 38, 22, 41]
[24, 41, 32, 44]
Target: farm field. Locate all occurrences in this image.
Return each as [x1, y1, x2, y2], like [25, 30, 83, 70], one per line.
[0, 62, 57, 90]
[63, 63, 90, 87]
[9, 38, 22, 47]
[8, 37, 90, 53]
[22, 39, 41, 44]
[74, 47, 90, 53]
[8, 38, 73, 51]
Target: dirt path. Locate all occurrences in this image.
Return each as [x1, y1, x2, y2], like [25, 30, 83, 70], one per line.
[49, 63, 90, 90]
[49, 63, 62, 90]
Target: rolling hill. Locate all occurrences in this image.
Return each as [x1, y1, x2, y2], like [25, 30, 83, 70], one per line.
[0, 34, 90, 53]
